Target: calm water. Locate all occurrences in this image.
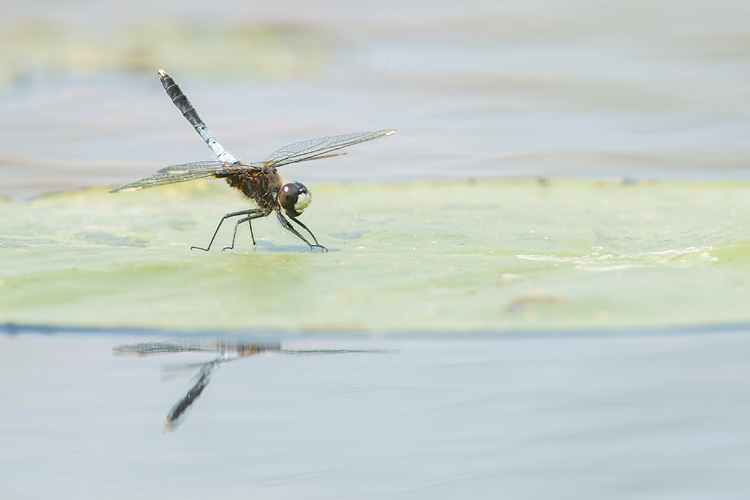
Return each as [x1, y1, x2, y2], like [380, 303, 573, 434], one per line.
[2, 1, 750, 497]
[2, 329, 750, 499]
[1, 0, 750, 198]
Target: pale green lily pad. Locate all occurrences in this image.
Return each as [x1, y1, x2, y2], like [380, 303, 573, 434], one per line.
[0, 180, 748, 332]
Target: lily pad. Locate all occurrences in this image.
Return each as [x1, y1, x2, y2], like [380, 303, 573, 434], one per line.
[0, 179, 748, 332]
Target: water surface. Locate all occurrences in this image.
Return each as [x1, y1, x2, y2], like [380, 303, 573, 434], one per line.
[2, 329, 749, 499]
[1, 0, 749, 198]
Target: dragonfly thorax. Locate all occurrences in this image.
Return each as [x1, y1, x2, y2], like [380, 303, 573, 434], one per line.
[279, 182, 312, 217]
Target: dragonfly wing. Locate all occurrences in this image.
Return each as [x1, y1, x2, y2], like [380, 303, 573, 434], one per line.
[112, 340, 219, 356]
[263, 129, 397, 167]
[110, 161, 256, 192]
[154, 160, 228, 174]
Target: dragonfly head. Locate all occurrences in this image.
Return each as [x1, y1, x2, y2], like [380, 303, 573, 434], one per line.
[279, 182, 312, 217]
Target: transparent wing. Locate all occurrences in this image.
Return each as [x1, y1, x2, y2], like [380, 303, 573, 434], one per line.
[111, 129, 396, 192]
[112, 340, 219, 356]
[110, 161, 258, 193]
[263, 129, 397, 168]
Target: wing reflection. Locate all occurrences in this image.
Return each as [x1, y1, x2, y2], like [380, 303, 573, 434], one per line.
[113, 339, 392, 434]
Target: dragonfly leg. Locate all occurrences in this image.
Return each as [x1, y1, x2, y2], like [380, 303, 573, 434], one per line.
[222, 212, 270, 251]
[276, 210, 328, 252]
[248, 219, 255, 246]
[191, 209, 267, 251]
[287, 214, 324, 247]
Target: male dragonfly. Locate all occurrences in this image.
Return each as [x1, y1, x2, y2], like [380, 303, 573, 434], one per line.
[113, 339, 393, 433]
[112, 70, 396, 252]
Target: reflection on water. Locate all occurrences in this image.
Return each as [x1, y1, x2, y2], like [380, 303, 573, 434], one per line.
[3, 329, 750, 499]
[113, 338, 394, 433]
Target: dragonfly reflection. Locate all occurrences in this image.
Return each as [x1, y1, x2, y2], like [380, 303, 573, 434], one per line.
[112, 70, 396, 251]
[113, 339, 390, 434]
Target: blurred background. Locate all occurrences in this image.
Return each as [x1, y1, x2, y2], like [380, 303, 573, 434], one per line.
[1, 0, 750, 199]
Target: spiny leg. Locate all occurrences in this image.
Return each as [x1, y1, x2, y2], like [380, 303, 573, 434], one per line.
[223, 212, 271, 251]
[276, 210, 328, 252]
[191, 209, 267, 251]
[287, 213, 323, 247]
[247, 218, 255, 247]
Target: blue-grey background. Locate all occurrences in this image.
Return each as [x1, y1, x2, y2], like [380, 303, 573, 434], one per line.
[1, 0, 749, 199]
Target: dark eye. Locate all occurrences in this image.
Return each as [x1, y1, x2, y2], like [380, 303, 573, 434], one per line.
[279, 182, 312, 216]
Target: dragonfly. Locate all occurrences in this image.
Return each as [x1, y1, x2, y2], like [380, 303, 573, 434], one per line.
[113, 339, 394, 434]
[111, 70, 396, 252]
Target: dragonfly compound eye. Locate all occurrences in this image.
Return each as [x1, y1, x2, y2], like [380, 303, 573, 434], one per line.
[279, 182, 312, 217]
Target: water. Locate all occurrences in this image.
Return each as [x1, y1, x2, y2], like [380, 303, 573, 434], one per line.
[1, 0, 750, 198]
[2, 2, 750, 497]
[2, 329, 750, 499]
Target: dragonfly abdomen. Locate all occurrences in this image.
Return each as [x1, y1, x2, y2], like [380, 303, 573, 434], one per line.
[158, 69, 238, 165]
